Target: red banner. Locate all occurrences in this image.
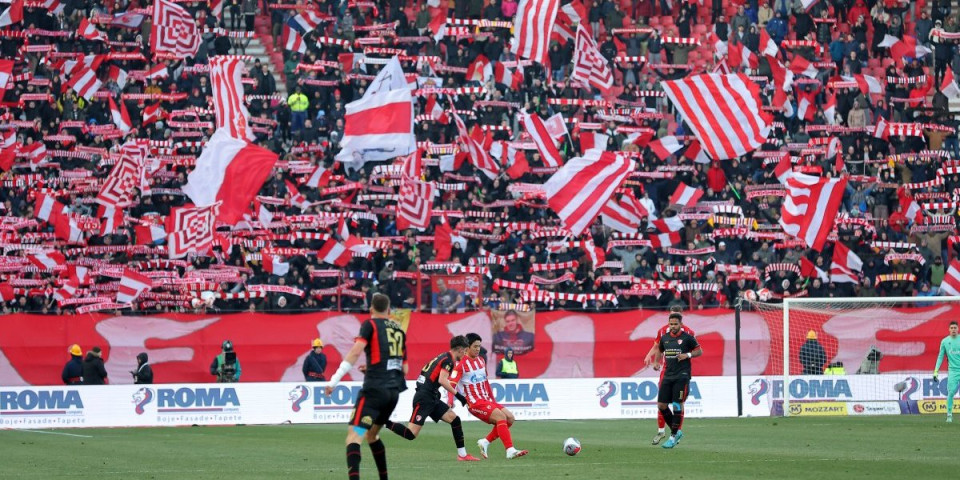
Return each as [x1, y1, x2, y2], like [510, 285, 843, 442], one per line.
[0, 307, 951, 386]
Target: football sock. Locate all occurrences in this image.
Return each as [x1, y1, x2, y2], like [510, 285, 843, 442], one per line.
[658, 406, 674, 434]
[369, 439, 388, 480]
[346, 443, 361, 479]
[451, 417, 466, 449]
[496, 420, 513, 449]
[657, 409, 666, 430]
[485, 425, 499, 442]
[677, 405, 685, 429]
[384, 420, 416, 440]
[673, 409, 684, 434]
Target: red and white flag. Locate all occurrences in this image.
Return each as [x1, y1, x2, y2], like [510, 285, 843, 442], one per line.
[494, 62, 524, 90]
[661, 73, 770, 160]
[648, 135, 683, 160]
[182, 129, 278, 225]
[823, 92, 837, 124]
[0, 58, 12, 87]
[135, 223, 166, 245]
[336, 87, 416, 164]
[109, 97, 132, 134]
[651, 215, 684, 233]
[20, 141, 47, 166]
[397, 176, 436, 230]
[141, 103, 166, 125]
[510, 0, 560, 64]
[150, 0, 201, 58]
[942, 68, 960, 99]
[78, 17, 107, 42]
[552, 0, 588, 43]
[779, 173, 847, 251]
[842, 74, 883, 96]
[52, 212, 83, 243]
[167, 202, 219, 259]
[424, 95, 448, 124]
[571, 24, 613, 93]
[66, 67, 101, 100]
[800, 256, 829, 282]
[600, 194, 648, 233]
[262, 251, 290, 277]
[27, 251, 65, 270]
[759, 29, 778, 57]
[453, 112, 500, 178]
[285, 179, 308, 210]
[788, 55, 818, 78]
[305, 164, 332, 188]
[210, 56, 254, 141]
[940, 260, 960, 296]
[775, 151, 794, 183]
[543, 150, 635, 236]
[796, 87, 819, 122]
[878, 34, 932, 62]
[872, 116, 889, 140]
[97, 150, 142, 207]
[466, 54, 493, 83]
[669, 182, 704, 207]
[898, 187, 924, 224]
[317, 236, 369, 267]
[34, 193, 64, 222]
[116, 269, 152, 304]
[579, 131, 609, 154]
[830, 242, 863, 284]
[649, 231, 683, 248]
[109, 65, 128, 90]
[144, 63, 169, 80]
[281, 24, 306, 54]
[521, 110, 564, 168]
[0, 0, 23, 27]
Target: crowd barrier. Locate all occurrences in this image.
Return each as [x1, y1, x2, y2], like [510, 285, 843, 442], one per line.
[0, 375, 954, 429]
[1, 306, 954, 386]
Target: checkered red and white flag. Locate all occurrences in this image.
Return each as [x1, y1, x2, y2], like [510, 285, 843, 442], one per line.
[97, 141, 149, 208]
[571, 24, 613, 94]
[397, 176, 435, 230]
[167, 202, 220, 259]
[150, 0, 201, 58]
[210, 56, 254, 141]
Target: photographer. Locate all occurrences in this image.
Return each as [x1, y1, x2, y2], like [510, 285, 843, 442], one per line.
[131, 352, 153, 384]
[210, 340, 242, 383]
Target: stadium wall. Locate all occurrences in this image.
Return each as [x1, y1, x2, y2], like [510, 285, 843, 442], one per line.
[0, 375, 951, 429]
[0, 306, 953, 386]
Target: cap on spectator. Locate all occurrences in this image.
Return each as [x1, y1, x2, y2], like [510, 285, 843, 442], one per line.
[807, 330, 817, 340]
[719, 241, 726, 247]
[312, 338, 324, 348]
[68, 344, 82, 356]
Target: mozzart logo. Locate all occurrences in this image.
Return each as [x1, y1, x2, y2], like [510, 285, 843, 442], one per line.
[133, 387, 240, 415]
[0, 389, 84, 416]
[596, 380, 702, 408]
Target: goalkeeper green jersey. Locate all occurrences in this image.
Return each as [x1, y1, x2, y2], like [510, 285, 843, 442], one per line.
[934, 336, 960, 374]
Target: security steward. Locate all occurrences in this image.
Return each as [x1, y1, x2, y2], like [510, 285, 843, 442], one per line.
[62, 344, 83, 385]
[302, 338, 328, 381]
[497, 347, 519, 379]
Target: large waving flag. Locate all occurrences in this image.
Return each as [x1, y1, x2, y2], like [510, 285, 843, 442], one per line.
[151, 0, 201, 58]
[510, 0, 560, 64]
[544, 150, 635, 236]
[210, 56, 254, 141]
[336, 87, 416, 165]
[661, 73, 770, 160]
[779, 173, 847, 251]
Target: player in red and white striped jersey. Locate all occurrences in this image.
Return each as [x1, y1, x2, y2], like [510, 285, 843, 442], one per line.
[643, 308, 695, 445]
[450, 333, 528, 460]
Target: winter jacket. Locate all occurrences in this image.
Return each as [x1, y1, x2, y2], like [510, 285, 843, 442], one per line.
[81, 353, 108, 385]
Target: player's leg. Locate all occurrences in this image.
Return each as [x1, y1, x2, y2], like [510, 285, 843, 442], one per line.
[441, 410, 480, 460]
[947, 373, 960, 422]
[670, 380, 689, 444]
[653, 369, 667, 445]
[366, 390, 399, 480]
[346, 391, 375, 479]
[470, 401, 497, 459]
[489, 407, 527, 459]
[657, 379, 678, 449]
[385, 397, 427, 440]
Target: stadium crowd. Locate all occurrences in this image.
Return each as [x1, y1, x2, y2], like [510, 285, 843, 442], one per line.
[1, 0, 960, 315]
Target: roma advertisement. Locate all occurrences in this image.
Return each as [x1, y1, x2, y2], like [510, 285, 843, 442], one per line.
[0, 306, 955, 386]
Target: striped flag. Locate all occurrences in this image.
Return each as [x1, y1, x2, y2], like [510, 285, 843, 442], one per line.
[282, 24, 306, 54]
[210, 56, 254, 141]
[669, 182, 704, 207]
[116, 269, 152, 304]
[661, 73, 770, 160]
[66, 67, 101, 100]
[109, 65, 128, 90]
[600, 195, 647, 234]
[779, 173, 847, 251]
[789, 55, 818, 78]
[287, 9, 327, 35]
[78, 17, 107, 42]
[571, 24, 612, 93]
[109, 97, 132, 134]
[830, 242, 863, 284]
[544, 150, 635, 236]
[552, 0, 588, 43]
[510, 0, 560, 64]
[521, 110, 563, 168]
[940, 260, 960, 296]
[453, 112, 500, 178]
[27, 251, 65, 270]
[397, 176, 435, 230]
[336, 87, 416, 164]
[648, 135, 683, 160]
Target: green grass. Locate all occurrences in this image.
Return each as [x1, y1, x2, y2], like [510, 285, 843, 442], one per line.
[1, 416, 957, 479]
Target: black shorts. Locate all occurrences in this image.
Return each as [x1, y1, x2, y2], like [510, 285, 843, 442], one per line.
[409, 390, 450, 426]
[658, 377, 690, 404]
[349, 386, 400, 429]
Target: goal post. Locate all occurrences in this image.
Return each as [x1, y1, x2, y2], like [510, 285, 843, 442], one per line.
[747, 296, 960, 417]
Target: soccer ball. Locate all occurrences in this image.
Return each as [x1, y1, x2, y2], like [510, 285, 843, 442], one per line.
[563, 437, 581, 456]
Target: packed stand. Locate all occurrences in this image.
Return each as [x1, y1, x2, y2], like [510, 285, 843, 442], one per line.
[0, 0, 958, 315]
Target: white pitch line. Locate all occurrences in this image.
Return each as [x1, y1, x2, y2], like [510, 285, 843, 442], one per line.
[16, 429, 93, 438]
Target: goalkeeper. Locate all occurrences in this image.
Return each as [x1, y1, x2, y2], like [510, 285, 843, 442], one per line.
[933, 321, 960, 422]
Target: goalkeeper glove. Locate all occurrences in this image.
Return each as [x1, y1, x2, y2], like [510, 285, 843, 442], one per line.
[455, 393, 468, 407]
[934, 372, 939, 382]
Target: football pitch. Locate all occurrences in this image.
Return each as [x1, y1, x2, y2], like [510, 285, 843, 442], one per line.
[1, 416, 956, 479]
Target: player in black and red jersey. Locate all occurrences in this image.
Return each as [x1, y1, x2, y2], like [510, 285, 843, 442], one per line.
[656, 311, 702, 449]
[325, 293, 407, 479]
[383, 335, 481, 461]
[644, 307, 696, 445]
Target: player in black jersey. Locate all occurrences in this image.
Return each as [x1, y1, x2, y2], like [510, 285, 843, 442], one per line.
[325, 293, 407, 480]
[382, 335, 481, 461]
[656, 312, 702, 449]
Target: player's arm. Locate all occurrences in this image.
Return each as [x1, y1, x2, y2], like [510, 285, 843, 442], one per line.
[644, 341, 662, 366]
[447, 361, 469, 405]
[934, 340, 947, 381]
[677, 336, 703, 361]
[326, 322, 371, 395]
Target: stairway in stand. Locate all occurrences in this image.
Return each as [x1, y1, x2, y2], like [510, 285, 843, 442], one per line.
[222, 10, 287, 98]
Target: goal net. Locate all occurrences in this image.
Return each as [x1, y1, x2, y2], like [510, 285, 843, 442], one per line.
[746, 296, 960, 417]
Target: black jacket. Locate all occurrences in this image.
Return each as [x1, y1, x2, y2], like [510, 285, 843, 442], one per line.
[302, 351, 327, 381]
[799, 340, 827, 375]
[133, 353, 153, 384]
[61, 356, 83, 385]
[81, 353, 108, 385]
